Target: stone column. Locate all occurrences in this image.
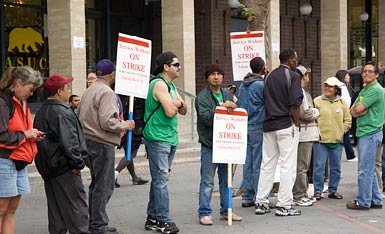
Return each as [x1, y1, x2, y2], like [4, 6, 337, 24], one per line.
[47, 0, 86, 96]
[267, 0, 280, 70]
[161, 0, 196, 95]
[320, 0, 348, 79]
[378, 1, 385, 65]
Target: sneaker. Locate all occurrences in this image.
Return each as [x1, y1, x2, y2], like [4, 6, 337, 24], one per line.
[199, 216, 213, 225]
[219, 213, 242, 222]
[255, 203, 271, 215]
[144, 216, 158, 231]
[275, 207, 301, 216]
[156, 221, 179, 234]
[347, 157, 358, 162]
[293, 198, 313, 207]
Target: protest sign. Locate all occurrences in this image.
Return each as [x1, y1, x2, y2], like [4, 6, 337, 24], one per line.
[230, 31, 265, 81]
[212, 107, 248, 164]
[115, 33, 152, 99]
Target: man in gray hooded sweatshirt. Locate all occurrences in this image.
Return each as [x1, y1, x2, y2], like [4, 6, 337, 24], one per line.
[237, 57, 268, 207]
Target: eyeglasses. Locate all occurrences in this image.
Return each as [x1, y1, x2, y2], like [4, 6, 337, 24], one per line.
[169, 63, 180, 68]
[362, 69, 376, 74]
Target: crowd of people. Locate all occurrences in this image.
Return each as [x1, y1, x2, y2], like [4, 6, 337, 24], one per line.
[0, 48, 384, 234]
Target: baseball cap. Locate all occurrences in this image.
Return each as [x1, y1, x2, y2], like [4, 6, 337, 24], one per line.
[96, 59, 116, 76]
[324, 77, 342, 87]
[296, 65, 311, 76]
[44, 74, 73, 92]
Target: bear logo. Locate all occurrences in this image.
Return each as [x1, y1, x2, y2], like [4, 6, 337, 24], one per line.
[8, 27, 44, 53]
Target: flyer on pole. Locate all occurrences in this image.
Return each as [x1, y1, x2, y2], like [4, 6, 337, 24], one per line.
[230, 31, 265, 81]
[212, 107, 248, 164]
[115, 33, 152, 98]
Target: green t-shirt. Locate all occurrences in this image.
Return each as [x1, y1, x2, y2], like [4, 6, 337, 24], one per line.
[142, 74, 178, 146]
[212, 91, 223, 104]
[353, 81, 385, 137]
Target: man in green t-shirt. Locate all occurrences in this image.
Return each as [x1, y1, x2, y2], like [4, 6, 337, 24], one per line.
[143, 51, 187, 234]
[347, 61, 384, 210]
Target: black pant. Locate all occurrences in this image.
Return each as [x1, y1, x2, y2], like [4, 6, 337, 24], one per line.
[44, 171, 89, 234]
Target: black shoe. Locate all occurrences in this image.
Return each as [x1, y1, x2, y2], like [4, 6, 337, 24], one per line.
[370, 203, 383, 209]
[156, 221, 179, 234]
[144, 216, 158, 231]
[114, 178, 120, 188]
[107, 226, 117, 232]
[242, 201, 255, 207]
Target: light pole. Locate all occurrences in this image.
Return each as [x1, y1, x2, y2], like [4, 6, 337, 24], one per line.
[359, 11, 369, 64]
[362, 0, 372, 62]
[299, 3, 312, 58]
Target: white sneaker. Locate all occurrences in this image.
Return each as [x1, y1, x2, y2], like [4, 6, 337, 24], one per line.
[293, 198, 314, 207]
[347, 157, 358, 162]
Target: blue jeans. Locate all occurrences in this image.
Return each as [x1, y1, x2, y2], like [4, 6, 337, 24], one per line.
[382, 144, 385, 188]
[145, 140, 176, 222]
[242, 125, 263, 203]
[312, 142, 342, 194]
[343, 131, 356, 160]
[198, 146, 228, 217]
[356, 131, 383, 207]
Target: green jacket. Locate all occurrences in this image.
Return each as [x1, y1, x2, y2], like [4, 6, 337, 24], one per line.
[195, 86, 233, 148]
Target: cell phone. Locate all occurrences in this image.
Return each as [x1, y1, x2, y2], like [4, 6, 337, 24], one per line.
[41, 131, 52, 136]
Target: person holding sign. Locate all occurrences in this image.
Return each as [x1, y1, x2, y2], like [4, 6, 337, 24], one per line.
[195, 64, 242, 225]
[254, 48, 303, 217]
[143, 52, 186, 234]
[237, 57, 267, 208]
[78, 59, 135, 234]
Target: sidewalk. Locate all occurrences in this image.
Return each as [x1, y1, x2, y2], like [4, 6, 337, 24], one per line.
[18, 154, 385, 234]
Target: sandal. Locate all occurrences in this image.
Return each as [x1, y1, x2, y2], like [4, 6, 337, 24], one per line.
[313, 193, 322, 201]
[133, 177, 149, 185]
[328, 192, 343, 199]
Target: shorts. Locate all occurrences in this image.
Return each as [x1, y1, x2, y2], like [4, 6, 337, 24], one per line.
[0, 158, 30, 197]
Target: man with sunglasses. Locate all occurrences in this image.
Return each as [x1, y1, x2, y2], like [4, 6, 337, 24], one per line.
[143, 51, 187, 234]
[347, 61, 384, 210]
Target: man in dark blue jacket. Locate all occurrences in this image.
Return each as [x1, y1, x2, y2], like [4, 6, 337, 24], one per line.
[237, 57, 267, 208]
[34, 74, 89, 234]
[254, 48, 304, 217]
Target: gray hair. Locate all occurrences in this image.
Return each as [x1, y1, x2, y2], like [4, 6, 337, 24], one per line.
[0, 66, 43, 91]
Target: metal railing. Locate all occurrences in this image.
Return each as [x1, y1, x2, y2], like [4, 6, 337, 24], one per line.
[177, 87, 196, 141]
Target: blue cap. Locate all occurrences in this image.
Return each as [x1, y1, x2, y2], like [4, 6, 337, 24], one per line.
[96, 59, 116, 76]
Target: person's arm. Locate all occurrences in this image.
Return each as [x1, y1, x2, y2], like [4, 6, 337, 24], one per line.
[57, 112, 85, 170]
[350, 102, 367, 118]
[291, 105, 300, 127]
[153, 80, 180, 118]
[99, 91, 134, 132]
[195, 94, 215, 128]
[175, 90, 187, 115]
[341, 100, 352, 130]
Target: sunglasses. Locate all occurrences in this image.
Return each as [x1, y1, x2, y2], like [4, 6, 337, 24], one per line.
[169, 63, 180, 68]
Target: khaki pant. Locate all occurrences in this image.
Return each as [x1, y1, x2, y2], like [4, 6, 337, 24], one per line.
[293, 142, 313, 200]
